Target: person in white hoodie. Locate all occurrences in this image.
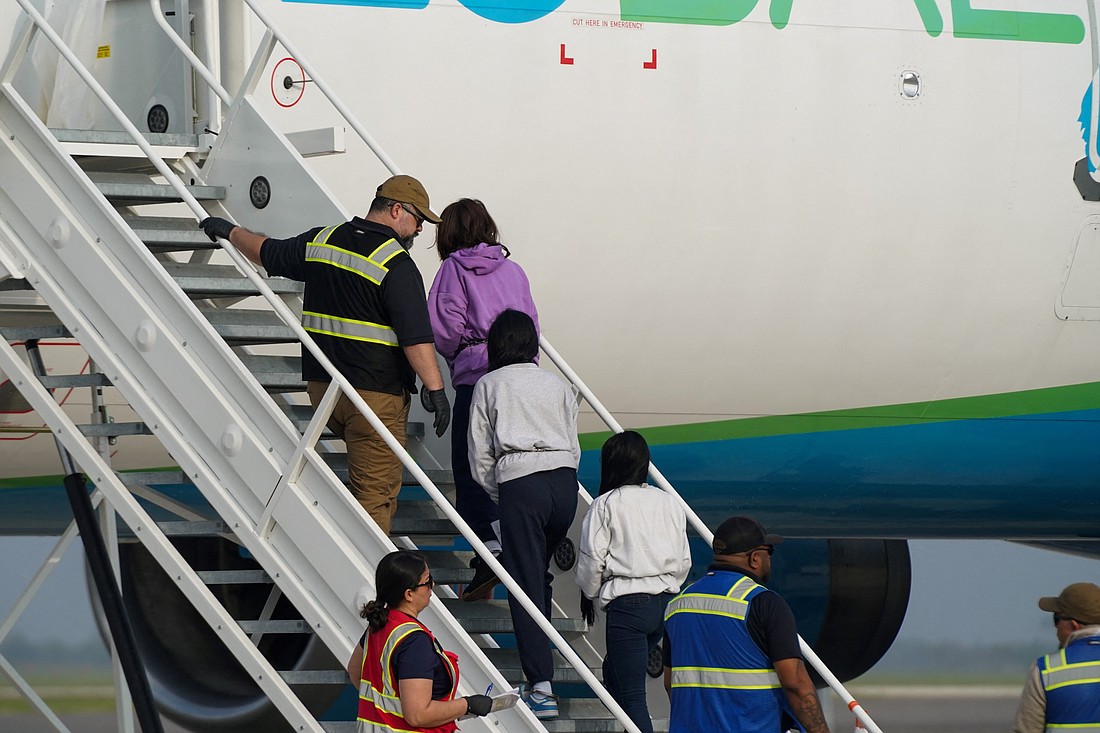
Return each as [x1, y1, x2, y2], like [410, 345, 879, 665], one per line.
[576, 431, 691, 733]
[468, 308, 580, 720]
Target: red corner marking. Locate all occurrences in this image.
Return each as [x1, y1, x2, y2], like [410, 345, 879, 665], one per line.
[560, 43, 575, 65]
[643, 49, 657, 70]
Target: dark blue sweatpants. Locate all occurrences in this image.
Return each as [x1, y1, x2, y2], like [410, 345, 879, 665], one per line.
[498, 466, 578, 685]
[451, 384, 499, 544]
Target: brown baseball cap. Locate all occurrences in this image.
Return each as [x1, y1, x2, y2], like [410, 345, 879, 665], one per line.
[376, 175, 441, 224]
[1038, 582, 1100, 625]
[712, 515, 784, 555]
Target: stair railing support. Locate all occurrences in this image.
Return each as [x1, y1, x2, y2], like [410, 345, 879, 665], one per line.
[24, 340, 163, 733]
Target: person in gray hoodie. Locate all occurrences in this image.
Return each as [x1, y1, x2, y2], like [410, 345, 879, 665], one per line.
[468, 309, 580, 720]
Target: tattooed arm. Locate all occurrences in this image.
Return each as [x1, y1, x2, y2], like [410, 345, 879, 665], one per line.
[774, 657, 830, 733]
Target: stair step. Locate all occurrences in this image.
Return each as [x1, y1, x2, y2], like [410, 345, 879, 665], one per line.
[37, 373, 111, 388]
[418, 550, 475, 585]
[544, 699, 668, 733]
[77, 422, 152, 437]
[319, 456, 452, 489]
[319, 724, 355, 733]
[53, 128, 201, 147]
[197, 569, 272, 584]
[165, 262, 304, 297]
[0, 323, 68, 340]
[156, 520, 231, 536]
[91, 172, 224, 205]
[440, 598, 587, 634]
[238, 619, 311, 634]
[119, 471, 187, 487]
[124, 215, 219, 251]
[482, 647, 600, 684]
[237, 354, 304, 392]
[277, 670, 347, 685]
[198, 308, 298, 344]
[279, 403, 425, 440]
[389, 500, 461, 535]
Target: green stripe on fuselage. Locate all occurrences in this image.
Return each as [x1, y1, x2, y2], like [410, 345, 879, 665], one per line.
[578, 381, 1100, 451]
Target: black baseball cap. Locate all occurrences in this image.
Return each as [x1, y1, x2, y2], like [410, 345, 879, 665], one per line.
[712, 515, 784, 555]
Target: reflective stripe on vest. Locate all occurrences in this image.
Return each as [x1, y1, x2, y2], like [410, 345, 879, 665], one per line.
[1045, 726, 1100, 731]
[305, 227, 405, 285]
[302, 311, 398, 346]
[665, 576, 758, 621]
[1042, 655, 1100, 691]
[671, 666, 781, 690]
[357, 619, 459, 733]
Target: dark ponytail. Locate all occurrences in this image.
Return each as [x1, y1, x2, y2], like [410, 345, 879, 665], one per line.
[361, 550, 429, 633]
[599, 430, 650, 496]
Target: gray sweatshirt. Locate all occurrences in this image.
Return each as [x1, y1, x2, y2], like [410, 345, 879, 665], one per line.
[468, 363, 581, 502]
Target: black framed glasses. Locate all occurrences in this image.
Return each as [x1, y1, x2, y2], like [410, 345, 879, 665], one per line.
[400, 204, 425, 226]
[410, 574, 435, 591]
[1053, 613, 1073, 626]
[735, 545, 774, 557]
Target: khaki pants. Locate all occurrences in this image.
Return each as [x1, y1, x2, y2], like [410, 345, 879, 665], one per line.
[307, 381, 410, 534]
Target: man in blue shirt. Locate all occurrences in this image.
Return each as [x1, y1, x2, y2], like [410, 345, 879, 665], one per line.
[663, 515, 830, 733]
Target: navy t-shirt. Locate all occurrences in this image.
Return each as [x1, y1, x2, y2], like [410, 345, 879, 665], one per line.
[368, 628, 450, 699]
[662, 565, 802, 665]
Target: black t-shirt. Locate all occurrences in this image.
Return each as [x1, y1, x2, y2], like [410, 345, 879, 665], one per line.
[260, 218, 435, 394]
[662, 565, 802, 666]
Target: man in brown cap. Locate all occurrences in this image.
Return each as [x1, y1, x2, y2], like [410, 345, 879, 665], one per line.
[661, 515, 830, 733]
[199, 175, 450, 534]
[1012, 582, 1100, 733]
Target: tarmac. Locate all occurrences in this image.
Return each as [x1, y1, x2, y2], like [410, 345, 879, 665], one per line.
[0, 685, 1024, 733]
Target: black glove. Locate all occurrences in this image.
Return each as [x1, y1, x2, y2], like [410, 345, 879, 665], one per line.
[464, 694, 492, 717]
[420, 387, 451, 437]
[199, 216, 236, 241]
[580, 596, 596, 626]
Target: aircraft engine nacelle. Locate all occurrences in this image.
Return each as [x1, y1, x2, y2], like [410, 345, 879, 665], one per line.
[769, 538, 912, 684]
[89, 537, 344, 732]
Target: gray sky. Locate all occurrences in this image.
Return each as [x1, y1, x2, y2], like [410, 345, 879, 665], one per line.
[0, 537, 1096, 650]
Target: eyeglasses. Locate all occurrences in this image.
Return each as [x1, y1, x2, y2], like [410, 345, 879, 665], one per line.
[400, 204, 425, 226]
[736, 545, 775, 557]
[1053, 614, 1074, 626]
[410, 574, 435, 591]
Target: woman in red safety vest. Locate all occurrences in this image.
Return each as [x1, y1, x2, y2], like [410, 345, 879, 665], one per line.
[346, 550, 494, 732]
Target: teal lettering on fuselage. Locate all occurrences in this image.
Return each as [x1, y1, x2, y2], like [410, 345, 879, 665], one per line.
[283, 0, 1084, 42]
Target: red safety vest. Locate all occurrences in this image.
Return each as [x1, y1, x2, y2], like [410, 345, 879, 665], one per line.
[357, 610, 461, 733]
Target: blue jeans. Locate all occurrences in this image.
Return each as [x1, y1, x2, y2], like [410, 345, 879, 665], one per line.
[603, 592, 672, 733]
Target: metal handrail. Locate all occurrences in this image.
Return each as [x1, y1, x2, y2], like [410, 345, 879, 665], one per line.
[10, 4, 642, 730]
[539, 336, 885, 733]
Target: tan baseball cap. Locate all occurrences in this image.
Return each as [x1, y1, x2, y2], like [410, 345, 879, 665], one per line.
[376, 175, 441, 224]
[1038, 582, 1100, 625]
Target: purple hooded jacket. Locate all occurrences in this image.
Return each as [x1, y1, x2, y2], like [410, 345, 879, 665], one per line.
[428, 243, 540, 387]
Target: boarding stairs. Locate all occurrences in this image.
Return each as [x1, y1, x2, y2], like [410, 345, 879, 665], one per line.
[0, 3, 664, 733]
[0, 122, 642, 731]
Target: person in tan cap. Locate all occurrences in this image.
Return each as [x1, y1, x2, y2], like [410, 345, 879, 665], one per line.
[199, 175, 450, 534]
[1012, 582, 1100, 733]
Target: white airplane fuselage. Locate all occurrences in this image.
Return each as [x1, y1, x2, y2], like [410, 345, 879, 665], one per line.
[2, 0, 1098, 539]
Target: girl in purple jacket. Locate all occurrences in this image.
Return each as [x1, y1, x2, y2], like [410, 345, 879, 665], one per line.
[427, 199, 539, 601]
